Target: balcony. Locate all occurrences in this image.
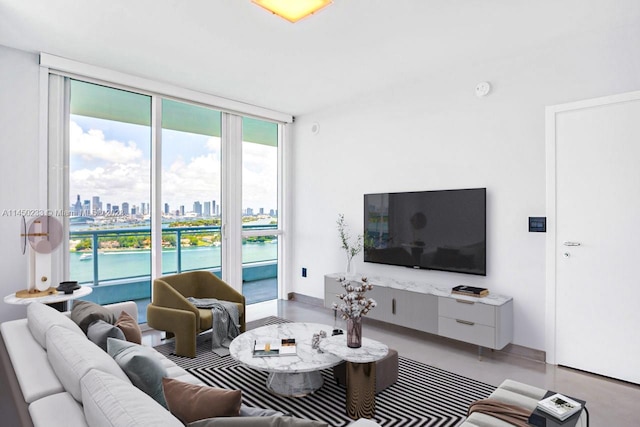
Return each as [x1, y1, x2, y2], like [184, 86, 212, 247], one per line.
[70, 224, 278, 323]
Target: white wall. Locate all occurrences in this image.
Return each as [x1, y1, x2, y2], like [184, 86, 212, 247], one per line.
[0, 45, 42, 322]
[289, 24, 640, 351]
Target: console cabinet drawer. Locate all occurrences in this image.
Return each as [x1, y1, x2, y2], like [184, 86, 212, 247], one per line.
[438, 297, 496, 327]
[438, 316, 496, 348]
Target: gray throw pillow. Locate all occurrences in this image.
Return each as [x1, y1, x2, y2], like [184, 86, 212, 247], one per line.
[107, 337, 168, 408]
[71, 300, 117, 333]
[87, 320, 125, 351]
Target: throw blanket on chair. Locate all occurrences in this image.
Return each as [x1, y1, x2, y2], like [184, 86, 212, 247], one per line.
[468, 398, 532, 427]
[186, 297, 240, 356]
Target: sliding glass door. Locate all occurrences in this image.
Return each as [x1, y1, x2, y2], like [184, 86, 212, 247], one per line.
[241, 117, 280, 304]
[161, 99, 222, 277]
[60, 79, 283, 316]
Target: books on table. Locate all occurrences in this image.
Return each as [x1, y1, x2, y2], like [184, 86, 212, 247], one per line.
[253, 338, 297, 357]
[451, 285, 489, 297]
[536, 393, 582, 421]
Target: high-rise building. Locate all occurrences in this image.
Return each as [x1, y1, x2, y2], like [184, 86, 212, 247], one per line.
[106, 203, 111, 213]
[112, 205, 119, 213]
[269, 209, 275, 216]
[83, 200, 91, 215]
[179, 205, 185, 216]
[131, 206, 137, 215]
[193, 201, 202, 216]
[204, 201, 211, 217]
[122, 202, 129, 215]
[73, 195, 83, 216]
[259, 207, 264, 215]
[92, 196, 101, 214]
[164, 203, 169, 215]
[212, 200, 217, 217]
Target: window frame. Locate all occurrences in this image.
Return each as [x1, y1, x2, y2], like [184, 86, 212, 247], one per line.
[41, 56, 290, 298]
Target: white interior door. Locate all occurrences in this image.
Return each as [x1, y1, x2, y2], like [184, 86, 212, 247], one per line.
[552, 94, 640, 384]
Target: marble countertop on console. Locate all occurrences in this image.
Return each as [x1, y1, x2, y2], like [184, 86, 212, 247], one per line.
[327, 273, 512, 306]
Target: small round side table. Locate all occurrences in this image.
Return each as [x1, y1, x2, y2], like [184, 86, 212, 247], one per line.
[320, 334, 388, 419]
[4, 285, 93, 312]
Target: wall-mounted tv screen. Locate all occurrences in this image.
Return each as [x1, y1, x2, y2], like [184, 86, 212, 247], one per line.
[364, 188, 486, 276]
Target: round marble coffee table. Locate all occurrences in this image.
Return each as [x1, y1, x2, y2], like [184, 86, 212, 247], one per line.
[229, 322, 343, 397]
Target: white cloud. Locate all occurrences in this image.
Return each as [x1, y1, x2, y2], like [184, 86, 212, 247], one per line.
[70, 121, 143, 163]
[68, 124, 278, 213]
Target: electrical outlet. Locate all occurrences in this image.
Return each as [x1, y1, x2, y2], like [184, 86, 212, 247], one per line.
[302, 267, 307, 277]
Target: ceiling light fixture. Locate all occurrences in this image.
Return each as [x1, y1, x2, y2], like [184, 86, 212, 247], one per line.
[252, 0, 333, 23]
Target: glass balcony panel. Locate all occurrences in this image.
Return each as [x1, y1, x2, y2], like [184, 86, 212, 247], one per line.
[242, 235, 278, 304]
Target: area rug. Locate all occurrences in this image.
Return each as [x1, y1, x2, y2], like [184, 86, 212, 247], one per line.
[154, 317, 495, 427]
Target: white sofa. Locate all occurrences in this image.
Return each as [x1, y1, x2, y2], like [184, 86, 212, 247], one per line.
[0, 301, 379, 427]
[460, 379, 588, 427]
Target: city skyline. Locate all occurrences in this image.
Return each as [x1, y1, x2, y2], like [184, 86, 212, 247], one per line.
[69, 115, 278, 217]
[71, 193, 277, 218]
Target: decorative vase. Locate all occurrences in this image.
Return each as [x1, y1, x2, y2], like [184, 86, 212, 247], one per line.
[346, 317, 362, 348]
[345, 256, 355, 277]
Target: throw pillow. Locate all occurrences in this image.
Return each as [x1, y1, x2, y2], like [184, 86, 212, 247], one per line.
[46, 325, 131, 402]
[187, 416, 330, 427]
[115, 310, 142, 344]
[81, 369, 182, 427]
[70, 300, 117, 333]
[162, 377, 242, 424]
[87, 320, 125, 351]
[27, 301, 83, 349]
[107, 337, 168, 408]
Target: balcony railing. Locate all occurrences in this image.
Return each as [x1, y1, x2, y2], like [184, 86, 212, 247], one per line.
[70, 224, 277, 286]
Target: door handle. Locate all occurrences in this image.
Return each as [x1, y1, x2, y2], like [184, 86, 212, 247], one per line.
[563, 241, 581, 247]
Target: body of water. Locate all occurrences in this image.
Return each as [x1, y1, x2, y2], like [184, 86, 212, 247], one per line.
[70, 243, 277, 284]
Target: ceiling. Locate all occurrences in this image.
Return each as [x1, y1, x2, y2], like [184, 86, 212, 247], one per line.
[0, 0, 638, 116]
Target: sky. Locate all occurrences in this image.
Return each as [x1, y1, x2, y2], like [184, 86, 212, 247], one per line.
[69, 115, 277, 215]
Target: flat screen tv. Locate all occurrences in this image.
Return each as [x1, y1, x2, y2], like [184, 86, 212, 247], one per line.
[364, 188, 486, 276]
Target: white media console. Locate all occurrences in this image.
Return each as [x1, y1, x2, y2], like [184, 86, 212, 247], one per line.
[324, 274, 513, 354]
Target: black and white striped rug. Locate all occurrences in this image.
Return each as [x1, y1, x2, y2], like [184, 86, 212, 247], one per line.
[154, 317, 494, 427]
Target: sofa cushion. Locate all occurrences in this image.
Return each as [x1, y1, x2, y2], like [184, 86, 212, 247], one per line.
[107, 338, 168, 408]
[188, 416, 329, 427]
[27, 301, 84, 349]
[87, 320, 125, 351]
[162, 377, 242, 423]
[81, 369, 183, 427]
[71, 300, 117, 334]
[28, 392, 88, 427]
[46, 325, 131, 402]
[0, 319, 64, 404]
[115, 311, 142, 344]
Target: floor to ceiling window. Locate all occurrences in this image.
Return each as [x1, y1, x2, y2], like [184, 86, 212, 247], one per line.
[54, 76, 285, 320]
[68, 80, 153, 311]
[161, 99, 222, 276]
[241, 117, 279, 304]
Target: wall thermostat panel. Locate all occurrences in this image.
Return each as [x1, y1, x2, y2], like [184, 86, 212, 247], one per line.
[529, 217, 546, 232]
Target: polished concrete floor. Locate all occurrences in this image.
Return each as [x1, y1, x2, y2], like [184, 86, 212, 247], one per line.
[149, 299, 639, 426]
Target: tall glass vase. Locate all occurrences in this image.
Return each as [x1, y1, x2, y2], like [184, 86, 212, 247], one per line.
[347, 317, 362, 348]
[345, 256, 355, 277]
